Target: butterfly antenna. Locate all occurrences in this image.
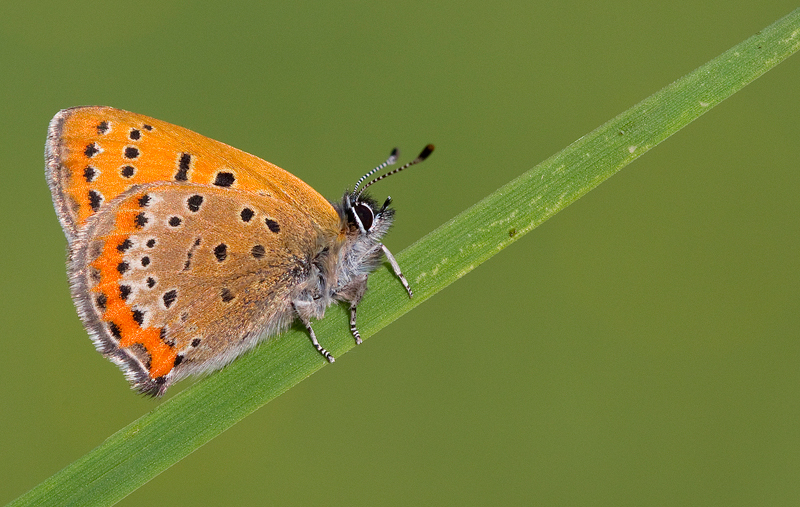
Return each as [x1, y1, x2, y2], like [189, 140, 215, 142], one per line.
[357, 144, 434, 198]
[353, 148, 399, 194]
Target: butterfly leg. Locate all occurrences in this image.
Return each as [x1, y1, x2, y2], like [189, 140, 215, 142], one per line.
[336, 276, 367, 346]
[381, 244, 413, 298]
[294, 307, 335, 363]
[350, 305, 362, 345]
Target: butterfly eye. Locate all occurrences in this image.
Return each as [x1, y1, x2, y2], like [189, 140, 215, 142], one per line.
[353, 203, 374, 231]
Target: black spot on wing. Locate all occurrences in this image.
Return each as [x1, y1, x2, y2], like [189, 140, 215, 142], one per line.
[124, 146, 140, 159]
[135, 212, 149, 229]
[85, 143, 100, 158]
[83, 166, 98, 183]
[96, 293, 107, 310]
[175, 153, 192, 181]
[251, 244, 266, 259]
[213, 172, 235, 187]
[109, 322, 122, 340]
[117, 238, 133, 253]
[265, 219, 280, 233]
[220, 288, 235, 302]
[214, 243, 227, 262]
[162, 289, 177, 309]
[186, 195, 203, 212]
[88, 190, 103, 212]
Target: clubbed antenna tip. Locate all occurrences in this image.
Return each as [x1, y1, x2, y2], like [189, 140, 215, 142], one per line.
[356, 144, 435, 196]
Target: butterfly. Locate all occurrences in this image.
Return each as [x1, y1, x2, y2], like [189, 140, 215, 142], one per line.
[46, 106, 433, 396]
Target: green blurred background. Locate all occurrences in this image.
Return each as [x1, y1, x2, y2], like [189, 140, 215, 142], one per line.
[2, 1, 799, 505]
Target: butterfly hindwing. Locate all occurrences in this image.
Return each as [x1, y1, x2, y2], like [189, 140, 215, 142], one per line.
[70, 182, 329, 395]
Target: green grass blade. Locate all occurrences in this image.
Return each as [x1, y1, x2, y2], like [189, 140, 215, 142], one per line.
[10, 8, 800, 507]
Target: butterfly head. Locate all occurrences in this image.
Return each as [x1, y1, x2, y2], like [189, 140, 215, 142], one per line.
[342, 192, 394, 239]
[340, 144, 434, 239]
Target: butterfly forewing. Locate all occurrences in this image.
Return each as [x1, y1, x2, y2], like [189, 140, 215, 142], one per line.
[46, 106, 340, 243]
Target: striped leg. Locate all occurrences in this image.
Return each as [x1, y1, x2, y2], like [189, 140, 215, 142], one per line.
[381, 244, 413, 298]
[350, 305, 362, 345]
[295, 307, 335, 363]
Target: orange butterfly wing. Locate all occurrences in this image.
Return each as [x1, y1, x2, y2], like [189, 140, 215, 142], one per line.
[71, 182, 322, 394]
[47, 106, 345, 395]
[46, 106, 340, 242]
